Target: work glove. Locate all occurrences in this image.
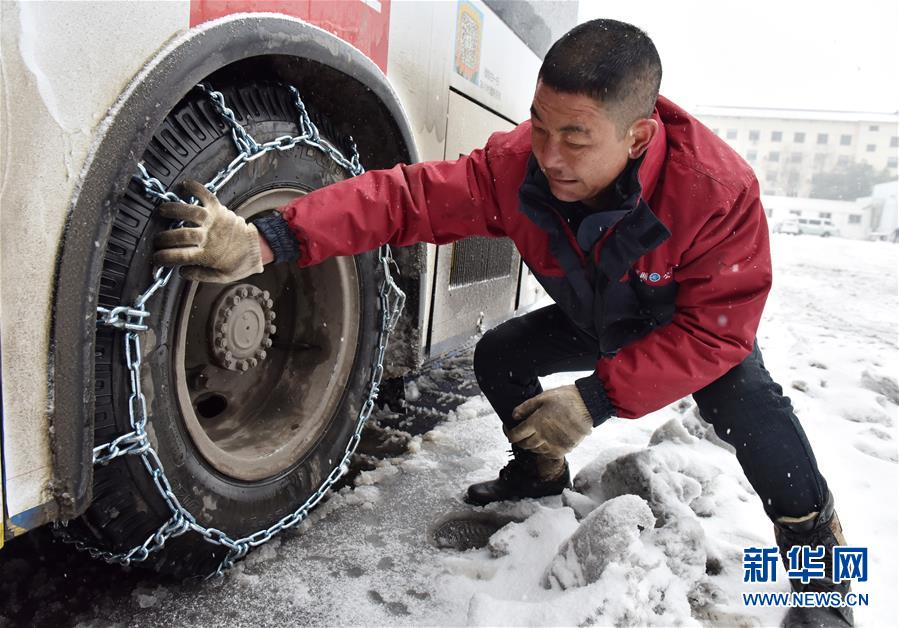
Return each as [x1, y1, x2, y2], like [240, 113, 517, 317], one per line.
[506, 385, 592, 459]
[152, 180, 263, 283]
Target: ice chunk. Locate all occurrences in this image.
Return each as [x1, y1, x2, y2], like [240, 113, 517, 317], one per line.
[540, 494, 710, 626]
[571, 444, 640, 503]
[543, 494, 655, 589]
[599, 449, 702, 522]
[649, 417, 696, 446]
[560, 488, 598, 520]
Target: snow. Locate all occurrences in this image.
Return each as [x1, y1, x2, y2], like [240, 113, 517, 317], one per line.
[12, 234, 897, 626]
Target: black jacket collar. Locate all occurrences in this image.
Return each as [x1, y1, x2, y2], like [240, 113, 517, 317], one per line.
[518, 153, 671, 282]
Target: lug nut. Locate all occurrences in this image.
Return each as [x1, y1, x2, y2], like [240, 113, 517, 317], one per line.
[265, 299, 274, 309]
[248, 358, 258, 368]
[225, 351, 233, 360]
[263, 338, 272, 348]
[238, 288, 249, 298]
[266, 311, 276, 321]
[256, 350, 267, 360]
[262, 290, 270, 300]
[267, 324, 277, 335]
[231, 296, 241, 305]
[239, 360, 249, 371]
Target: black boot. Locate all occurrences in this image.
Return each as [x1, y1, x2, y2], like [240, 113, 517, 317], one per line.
[774, 492, 853, 627]
[465, 446, 571, 506]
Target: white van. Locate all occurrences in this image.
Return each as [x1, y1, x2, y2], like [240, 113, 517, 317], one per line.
[775, 218, 840, 237]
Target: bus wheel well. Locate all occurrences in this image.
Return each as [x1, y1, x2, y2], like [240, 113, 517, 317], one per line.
[52, 15, 425, 521]
[206, 55, 412, 171]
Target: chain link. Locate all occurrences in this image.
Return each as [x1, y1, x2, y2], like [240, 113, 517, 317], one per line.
[58, 83, 405, 576]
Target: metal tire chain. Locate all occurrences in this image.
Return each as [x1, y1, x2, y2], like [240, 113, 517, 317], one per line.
[56, 83, 406, 578]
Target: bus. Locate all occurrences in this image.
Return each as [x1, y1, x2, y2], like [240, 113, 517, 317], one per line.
[0, 0, 577, 574]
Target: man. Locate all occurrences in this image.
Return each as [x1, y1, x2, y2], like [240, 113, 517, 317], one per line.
[155, 20, 851, 627]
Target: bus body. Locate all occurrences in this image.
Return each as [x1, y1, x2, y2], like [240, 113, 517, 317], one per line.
[0, 0, 577, 557]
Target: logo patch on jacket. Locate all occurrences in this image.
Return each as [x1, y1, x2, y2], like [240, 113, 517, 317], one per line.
[635, 268, 673, 284]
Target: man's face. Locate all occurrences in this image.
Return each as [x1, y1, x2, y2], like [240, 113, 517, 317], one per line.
[529, 81, 633, 207]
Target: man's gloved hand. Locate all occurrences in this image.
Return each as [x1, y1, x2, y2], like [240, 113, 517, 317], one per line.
[152, 180, 263, 283]
[506, 385, 592, 458]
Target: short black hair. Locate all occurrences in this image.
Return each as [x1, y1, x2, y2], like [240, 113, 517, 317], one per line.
[538, 19, 662, 136]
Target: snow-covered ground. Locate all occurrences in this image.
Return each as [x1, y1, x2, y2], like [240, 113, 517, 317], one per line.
[9, 234, 899, 627]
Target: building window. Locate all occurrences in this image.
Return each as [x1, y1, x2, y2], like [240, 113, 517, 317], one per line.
[749, 130, 760, 141]
[848, 214, 861, 224]
[790, 152, 802, 163]
[789, 209, 801, 216]
[819, 212, 832, 219]
[869, 125, 879, 131]
[727, 129, 738, 139]
[771, 131, 783, 142]
[768, 151, 780, 162]
[866, 144, 876, 152]
[766, 171, 778, 183]
[888, 156, 898, 168]
[746, 150, 758, 162]
[837, 155, 850, 166]
[840, 134, 852, 146]
[891, 137, 898, 147]
[817, 133, 828, 144]
[794, 132, 805, 143]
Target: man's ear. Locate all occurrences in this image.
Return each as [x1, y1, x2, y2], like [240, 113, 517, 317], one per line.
[627, 118, 659, 159]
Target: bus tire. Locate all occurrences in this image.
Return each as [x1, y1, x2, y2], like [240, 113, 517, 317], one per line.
[68, 82, 380, 577]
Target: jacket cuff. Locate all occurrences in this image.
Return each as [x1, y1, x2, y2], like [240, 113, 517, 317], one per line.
[575, 374, 616, 427]
[254, 213, 300, 264]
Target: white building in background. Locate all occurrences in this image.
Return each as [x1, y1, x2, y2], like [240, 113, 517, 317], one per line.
[695, 106, 899, 198]
[763, 196, 869, 240]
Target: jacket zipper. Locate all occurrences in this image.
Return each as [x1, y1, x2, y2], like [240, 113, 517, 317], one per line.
[547, 206, 587, 265]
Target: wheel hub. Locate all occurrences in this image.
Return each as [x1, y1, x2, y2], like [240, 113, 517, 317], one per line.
[210, 284, 276, 371]
[174, 187, 362, 482]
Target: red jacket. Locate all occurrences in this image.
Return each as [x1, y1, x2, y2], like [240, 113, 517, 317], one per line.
[277, 95, 771, 420]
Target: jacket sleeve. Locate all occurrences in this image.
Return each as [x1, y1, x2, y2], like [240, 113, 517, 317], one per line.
[274, 138, 508, 267]
[577, 176, 772, 421]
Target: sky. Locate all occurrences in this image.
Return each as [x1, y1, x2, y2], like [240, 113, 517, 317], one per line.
[577, 0, 899, 114]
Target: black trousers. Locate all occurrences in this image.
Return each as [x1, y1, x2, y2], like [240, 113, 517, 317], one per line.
[472, 304, 830, 521]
